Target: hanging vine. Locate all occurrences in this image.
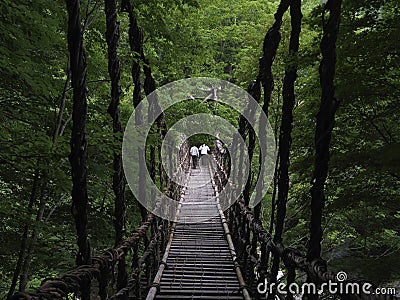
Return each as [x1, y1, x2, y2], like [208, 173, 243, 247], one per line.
[308, 0, 342, 263]
[270, 0, 303, 288]
[65, 0, 91, 298]
[105, 0, 127, 295]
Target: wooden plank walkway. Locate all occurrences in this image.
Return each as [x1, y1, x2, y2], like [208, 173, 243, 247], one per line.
[152, 162, 245, 299]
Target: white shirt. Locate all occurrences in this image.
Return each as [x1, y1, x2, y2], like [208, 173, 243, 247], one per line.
[199, 144, 210, 155]
[190, 146, 199, 156]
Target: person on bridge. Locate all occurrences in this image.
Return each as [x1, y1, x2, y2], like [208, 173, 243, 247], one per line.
[199, 143, 210, 166]
[190, 145, 199, 169]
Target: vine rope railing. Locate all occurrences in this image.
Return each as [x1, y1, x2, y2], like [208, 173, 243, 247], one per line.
[211, 146, 393, 300]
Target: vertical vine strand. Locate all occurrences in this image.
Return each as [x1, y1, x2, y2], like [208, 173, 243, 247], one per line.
[105, 0, 127, 295]
[307, 1, 342, 298]
[66, 0, 91, 298]
[270, 0, 302, 284]
[308, 0, 342, 263]
[254, 0, 291, 286]
[121, 0, 147, 222]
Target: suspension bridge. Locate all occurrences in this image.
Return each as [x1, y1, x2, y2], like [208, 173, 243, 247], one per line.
[10, 145, 394, 300]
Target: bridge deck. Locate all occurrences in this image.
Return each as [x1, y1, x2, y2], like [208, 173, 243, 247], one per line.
[154, 163, 244, 299]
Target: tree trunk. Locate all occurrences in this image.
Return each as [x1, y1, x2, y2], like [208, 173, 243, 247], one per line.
[19, 179, 47, 292]
[65, 0, 91, 298]
[6, 171, 39, 300]
[53, 67, 71, 143]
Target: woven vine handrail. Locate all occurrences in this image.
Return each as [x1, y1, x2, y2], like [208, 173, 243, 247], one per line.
[11, 213, 156, 299]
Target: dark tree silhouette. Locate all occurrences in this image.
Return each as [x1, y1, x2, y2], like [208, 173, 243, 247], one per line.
[7, 171, 39, 299]
[270, 0, 303, 291]
[105, 0, 127, 296]
[255, 0, 291, 211]
[252, 0, 291, 288]
[258, 0, 291, 113]
[121, 0, 148, 223]
[308, 0, 342, 263]
[121, 0, 143, 112]
[65, 0, 91, 298]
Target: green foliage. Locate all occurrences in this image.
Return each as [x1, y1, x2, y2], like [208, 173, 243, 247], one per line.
[284, 0, 400, 282]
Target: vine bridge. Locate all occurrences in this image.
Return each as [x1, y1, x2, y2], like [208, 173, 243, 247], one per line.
[8, 0, 396, 299]
[11, 145, 392, 300]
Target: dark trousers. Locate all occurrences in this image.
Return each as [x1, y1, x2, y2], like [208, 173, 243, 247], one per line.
[192, 155, 198, 168]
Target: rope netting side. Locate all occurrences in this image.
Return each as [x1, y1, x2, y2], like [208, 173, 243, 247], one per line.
[10, 145, 190, 300]
[112, 142, 191, 300]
